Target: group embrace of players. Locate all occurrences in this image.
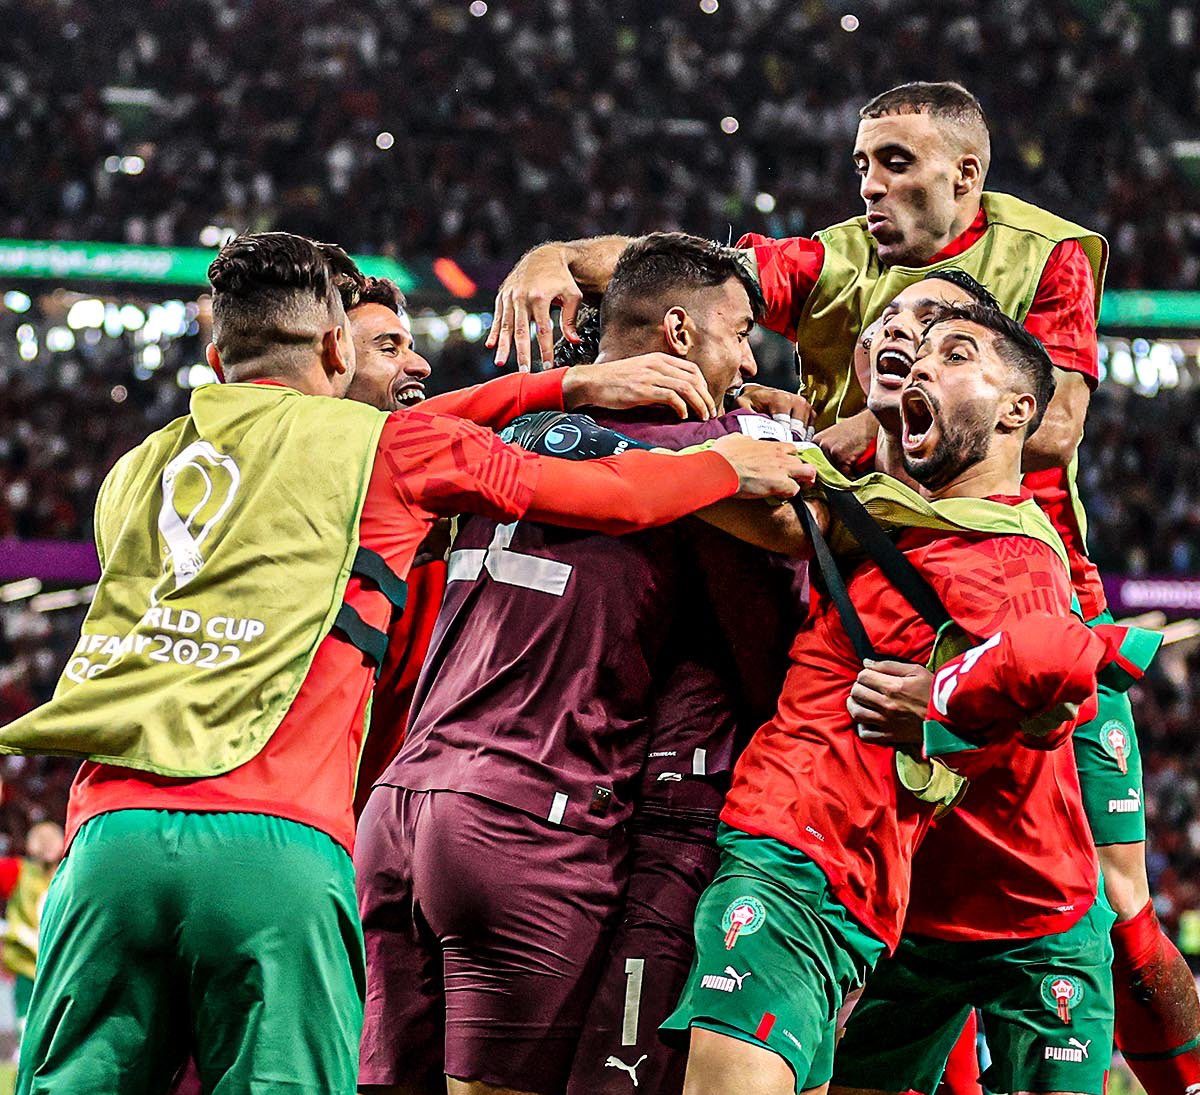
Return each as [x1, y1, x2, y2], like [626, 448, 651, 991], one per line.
[4, 80, 1200, 1095]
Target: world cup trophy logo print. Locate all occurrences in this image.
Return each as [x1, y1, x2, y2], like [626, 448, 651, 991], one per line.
[153, 441, 241, 604]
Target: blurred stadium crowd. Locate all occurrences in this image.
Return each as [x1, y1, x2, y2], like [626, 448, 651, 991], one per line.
[1, 0, 1200, 973]
[3, 0, 1200, 288]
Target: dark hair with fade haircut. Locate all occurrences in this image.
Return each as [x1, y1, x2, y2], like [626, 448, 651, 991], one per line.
[553, 305, 602, 367]
[207, 231, 362, 369]
[860, 81, 991, 175]
[338, 273, 406, 317]
[922, 268, 1002, 312]
[923, 302, 1056, 434]
[600, 232, 765, 335]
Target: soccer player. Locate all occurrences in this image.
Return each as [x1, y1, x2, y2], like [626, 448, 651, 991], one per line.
[817, 276, 1115, 1095]
[851, 274, 1199, 1094]
[355, 232, 808, 1095]
[0, 232, 811, 1095]
[661, 305, 1131, 1095]
[491, 82, 1200, 1091]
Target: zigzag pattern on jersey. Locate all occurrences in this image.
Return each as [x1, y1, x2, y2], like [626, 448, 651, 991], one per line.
[380, 409, 538, 520]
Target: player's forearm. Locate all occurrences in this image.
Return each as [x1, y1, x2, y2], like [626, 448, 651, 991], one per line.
[421, 370, 565, 429]
[526, 449, 737, 535]
[1021, 369, 1089, 472]
[559, 236, 635, 296]
[697, 499, 812, 557]
[923, 616, 1129, 759]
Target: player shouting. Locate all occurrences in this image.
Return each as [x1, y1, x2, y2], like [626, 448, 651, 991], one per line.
[815, 272, 1145, 1095]
[0, 232, 811, 1095]
[662, 305, 1136, 1095]
[491, 81, 1200, 1092]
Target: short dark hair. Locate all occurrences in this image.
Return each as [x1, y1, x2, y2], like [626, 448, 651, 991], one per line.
[860, 81, 991, 174]
[208, 232, 361, 369]
[340, 274, 406, 317]
[923, 302, 1056, 434]
[600, 232, 765, 334]
[922, 268, 1002, 312]
[553, 305, 602, 367]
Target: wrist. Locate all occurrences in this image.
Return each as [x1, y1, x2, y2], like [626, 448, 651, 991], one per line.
[560, 364, 592, 410]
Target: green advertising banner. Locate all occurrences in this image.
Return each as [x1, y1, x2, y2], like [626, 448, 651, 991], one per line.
[0, 239, 418, 293]
[0, 238, 1199, 328]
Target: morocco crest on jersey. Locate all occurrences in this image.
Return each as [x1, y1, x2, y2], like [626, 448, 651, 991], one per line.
[1042, 973, 1084, 1025]
[721, 897, 766, 950]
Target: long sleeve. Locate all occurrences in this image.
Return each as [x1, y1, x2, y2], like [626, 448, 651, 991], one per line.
[377, 409, 738, 532]
[421, 369, 565, 429]
[923, 614, 1161, 767]
[525, 449, 738, 535]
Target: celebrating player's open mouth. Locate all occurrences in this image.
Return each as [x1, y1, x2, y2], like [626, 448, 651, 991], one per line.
[392, 378, 426, 407]
[873, 342, 914, 392]
[900, 384, 938, 458]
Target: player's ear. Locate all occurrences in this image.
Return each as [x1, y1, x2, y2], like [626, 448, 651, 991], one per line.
[1000, 390, 1037, 433]
[205, 343, 226, 383]
[955, 154, 983, 198]
[662, 306, 692, 357]
[322, 323, 352, 378]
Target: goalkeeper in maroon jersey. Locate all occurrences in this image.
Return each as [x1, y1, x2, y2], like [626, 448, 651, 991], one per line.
[354, 233, 814, 1095]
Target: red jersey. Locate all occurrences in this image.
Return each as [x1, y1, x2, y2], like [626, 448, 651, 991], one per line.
[722, 515, 1078, 950]
[66, 372, 739, 854]
[906, 615, 1151, 941]
[740, 211, 1107, 619]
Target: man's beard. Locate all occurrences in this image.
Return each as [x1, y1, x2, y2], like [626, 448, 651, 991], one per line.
[903, 398, 992, 491]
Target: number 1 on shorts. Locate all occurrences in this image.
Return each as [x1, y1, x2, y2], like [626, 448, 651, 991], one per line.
[621, 958, 645, 1045]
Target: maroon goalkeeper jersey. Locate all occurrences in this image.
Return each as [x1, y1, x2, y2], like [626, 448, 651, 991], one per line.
[384, 410, 789, 836]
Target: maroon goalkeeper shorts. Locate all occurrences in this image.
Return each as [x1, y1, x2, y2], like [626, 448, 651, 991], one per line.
[567, 825, 720, 1095]
[355, 786, 627, 1093]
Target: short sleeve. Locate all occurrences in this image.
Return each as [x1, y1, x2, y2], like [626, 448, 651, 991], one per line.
[737, 233, 826, 341]
[1022, 240, 1099, 386]
[376, 409, 541, 522]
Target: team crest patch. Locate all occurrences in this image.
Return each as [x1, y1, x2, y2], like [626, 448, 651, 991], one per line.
[1100, 720, 1131, 775]
[1041, 973, 1084, 1024]
[721, 896, 765, 950]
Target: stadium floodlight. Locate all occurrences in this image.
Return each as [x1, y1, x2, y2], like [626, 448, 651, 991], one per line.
[3, 290, 31, 313]
[45, 326, 75, 352]
[67, 298, 105, 329]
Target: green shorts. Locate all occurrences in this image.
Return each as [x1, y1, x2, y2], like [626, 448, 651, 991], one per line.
[833, 892, 1116, 1095]
[1074, 611, 1145, 846]
[17, 809, 365, 1095]
[662, 825, 885, 1093]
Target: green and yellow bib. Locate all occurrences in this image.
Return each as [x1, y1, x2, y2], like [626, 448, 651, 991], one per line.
[0, 383, 388, 777]
[795, 191, 1107, 430]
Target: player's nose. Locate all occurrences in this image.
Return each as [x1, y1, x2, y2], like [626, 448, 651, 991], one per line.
[860, 167, 887, 203]
[405, 352, 432, 380]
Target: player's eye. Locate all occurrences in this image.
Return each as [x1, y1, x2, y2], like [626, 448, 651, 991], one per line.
[886, 159, 909, 172]
[853, 160, 868, 176]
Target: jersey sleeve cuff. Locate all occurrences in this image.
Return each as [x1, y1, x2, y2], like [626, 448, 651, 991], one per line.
[523, 367, 567, 413]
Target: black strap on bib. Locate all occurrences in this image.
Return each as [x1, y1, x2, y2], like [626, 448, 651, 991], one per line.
[333, 603, 389, 678]
[331, 546, 408, 678]
[795, 488, 952, 662]
[351, 546, 408, 610]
